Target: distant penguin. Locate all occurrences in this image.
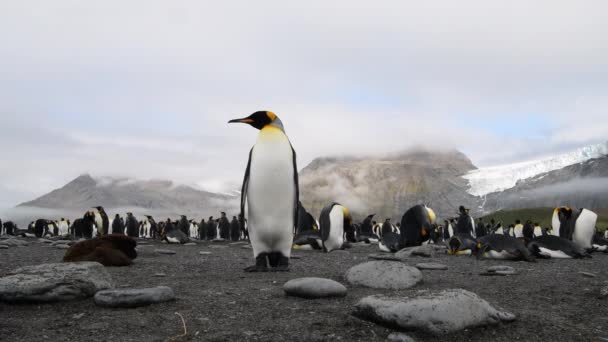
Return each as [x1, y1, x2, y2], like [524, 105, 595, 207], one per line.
[198, 218, 207, 240]
[443, 220, 454, 239]
[58, 218, 70, 236]
[551, 207, 597, 250]
[74, 212, 96, 239]
[359, 214, 376, 239]
[230, 216, 240, 241]
[27, 221, 35, 234]
[189, 220, 198, 239]
[379, 232, 402, 253]
[177, 215, 190, 237]
[3, 221, 16, 235]
[400, 204, 436, 247]
[205, 216, 215, 240]
[92, 206, 109, 236]
[112, 214, 125, 234]
[319, 203, 352, 252]
[494, 223, 504, 235]
[229, 111, 298, 272]
[522, 220, 534, 239]
[125, 213, 139, 238]
[163, 219, 189, 244]
[293, 229, 322, 250]
[455, 206, 475, 238]
[218, 212, 230, 240]
[296, 201, 317, 234]
[527, 235, 590, 259]
[447, 234, 477, 256]
[475, 234, 535, 262]
[533, 223, 543, 238]
[34, 219, 53, 238]
[513, 220, 524, 238]
[381, 218, 393, 236]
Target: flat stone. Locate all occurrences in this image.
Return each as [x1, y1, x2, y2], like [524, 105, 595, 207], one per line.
[283, 277, 347, 299]
[345, 261, 422, 290]
[354, 289, 516, 335]
[0, 262, 113, 303]
[415, 263, 448, 270]
[51, 240, 74, 246]
[38, 239, 54, 244]
[154, 249, 176, 255]
[210, 245, 228, 249]
[1, 239, 29, 247]
[481, 266, 517, 276]
[154, 273, 167, 277]
[184, 242, 197, 246]
[395, 245, 434, 259]
[387, 332, 417, 342]
[54, 244, 71, 249]
[94, 286, 175, 308]
[368, 254, 402, 261]
[0, 245, 8, 249]
[580, 272, 596, 278]
[199, 251, 212, 255]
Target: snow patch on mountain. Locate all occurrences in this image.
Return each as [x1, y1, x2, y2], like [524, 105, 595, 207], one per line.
[464, 141, 608, 196]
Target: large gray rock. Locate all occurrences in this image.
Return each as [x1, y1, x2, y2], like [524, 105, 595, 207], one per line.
[354, 289, 516, 335]
[0, 262, 114, 303]
[283, 277, 347, 299]
[0, 245, 8, 249]
[94, 286, 176, 308]
[346, 261, 422, 290]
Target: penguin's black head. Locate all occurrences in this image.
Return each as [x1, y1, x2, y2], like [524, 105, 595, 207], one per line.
[228, 111, 277, 130]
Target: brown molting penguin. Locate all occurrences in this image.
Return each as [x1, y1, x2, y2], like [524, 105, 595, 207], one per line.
[63, 234, 137, 266]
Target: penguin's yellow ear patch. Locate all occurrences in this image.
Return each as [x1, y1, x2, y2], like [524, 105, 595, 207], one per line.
[266, 111, 277, 121]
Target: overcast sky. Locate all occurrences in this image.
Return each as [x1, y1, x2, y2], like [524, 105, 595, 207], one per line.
[0, 1, 607, 209]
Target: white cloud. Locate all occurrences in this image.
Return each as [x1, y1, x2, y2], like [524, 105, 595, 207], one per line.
[0, 1, 607, 208]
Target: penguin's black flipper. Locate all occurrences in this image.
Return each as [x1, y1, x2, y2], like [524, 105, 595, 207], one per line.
[291, 145, 299, 235]
[240, 148, 253, 232]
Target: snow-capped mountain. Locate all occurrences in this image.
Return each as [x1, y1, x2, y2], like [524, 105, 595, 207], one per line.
[464, 141, 608, 196]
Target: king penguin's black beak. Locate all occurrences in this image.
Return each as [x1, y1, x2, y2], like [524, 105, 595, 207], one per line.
[228, 117, 254, 124]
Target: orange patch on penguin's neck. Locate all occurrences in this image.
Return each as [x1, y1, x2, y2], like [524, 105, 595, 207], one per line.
[258, 125, 285, 141]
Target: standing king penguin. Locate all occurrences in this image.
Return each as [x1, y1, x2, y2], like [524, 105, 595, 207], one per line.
[229, 111, 298, 272]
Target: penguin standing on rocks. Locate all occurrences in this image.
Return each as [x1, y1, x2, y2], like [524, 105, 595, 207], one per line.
[92, 206, 109, 236]
[112, 214, 125, 234]
[229, 111, 298, 272]
[125, 213, 139, 238]
[319, 202, 352, 252]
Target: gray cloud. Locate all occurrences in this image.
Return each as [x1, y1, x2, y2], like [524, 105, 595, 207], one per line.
[0, 1, 607, 209]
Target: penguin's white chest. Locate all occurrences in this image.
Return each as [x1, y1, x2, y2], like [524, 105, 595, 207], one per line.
[324, 206, 344, 252]
[538, 247, 571, 259]
[247, 128, 295, 256]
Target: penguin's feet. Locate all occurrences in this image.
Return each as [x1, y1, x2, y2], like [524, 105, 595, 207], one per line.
[244, 253, 269, 272]
[270, 255, 290, 272]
